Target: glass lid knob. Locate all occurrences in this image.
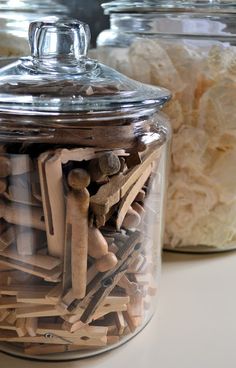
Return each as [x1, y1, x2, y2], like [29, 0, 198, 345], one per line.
[28, 18, 95, 74]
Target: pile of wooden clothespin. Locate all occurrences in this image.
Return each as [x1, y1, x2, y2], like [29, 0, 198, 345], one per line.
[0, 141, 160, 356]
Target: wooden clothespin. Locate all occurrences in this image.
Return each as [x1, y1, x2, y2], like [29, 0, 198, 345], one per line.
[66, 169, 90, 299]
[76, 231, 142, 324]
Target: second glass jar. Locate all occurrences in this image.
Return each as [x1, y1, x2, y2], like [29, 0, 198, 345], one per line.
[97, 0, 236, 252]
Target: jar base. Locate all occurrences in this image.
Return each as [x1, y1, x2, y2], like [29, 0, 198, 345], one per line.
[0, 312, 156, 362]
[163, 244, 236, 254]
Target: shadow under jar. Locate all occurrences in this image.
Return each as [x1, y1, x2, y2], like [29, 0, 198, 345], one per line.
[0, 18, 171, 360]
[96, 0, 236, 253]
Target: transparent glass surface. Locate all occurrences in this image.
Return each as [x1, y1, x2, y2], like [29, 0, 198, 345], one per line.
[0, 19, 171, 360]
[97, 2, 236, 252]
[102, 0, 236, 13]
[0, 0, 68, 57]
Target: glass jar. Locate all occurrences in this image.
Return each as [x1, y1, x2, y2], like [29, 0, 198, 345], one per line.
[0, 0, 68, 57]
[0, 18, 171, 360]
[97, 0, 236, 253]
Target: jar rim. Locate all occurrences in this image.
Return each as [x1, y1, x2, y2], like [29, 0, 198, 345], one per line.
[102, 1, 236, 14]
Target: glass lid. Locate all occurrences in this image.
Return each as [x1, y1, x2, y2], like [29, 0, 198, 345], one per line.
[0, 18, 170, 114]
[102, 0, 236, 13]
[0, 0, 67, 13]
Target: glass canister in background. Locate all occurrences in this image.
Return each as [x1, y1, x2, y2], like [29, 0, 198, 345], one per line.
[97, 0, 236, 252]
[0, 18, 171, 360]
[0, 0, 68, 57]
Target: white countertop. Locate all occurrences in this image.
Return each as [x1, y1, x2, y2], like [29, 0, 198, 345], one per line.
[1, 250, 236, 368]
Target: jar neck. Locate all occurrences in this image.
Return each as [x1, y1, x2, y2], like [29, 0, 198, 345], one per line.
[110, 12, 236, 38]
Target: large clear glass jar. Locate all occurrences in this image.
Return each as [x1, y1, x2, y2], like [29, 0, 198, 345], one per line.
[0, 0, 68, 57]
[97, 0, 236, 253]
[0, 18, 171, 360]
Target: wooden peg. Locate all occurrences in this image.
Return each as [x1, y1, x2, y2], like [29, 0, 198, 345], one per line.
[131, 202, 145, 218]
[0, 257, 62, 282]
[0, 156, 11, 177]
[135, 189, 146, 202]
[0, 296, 32, 309]
[0, 284, 53, 296]
[0, 320, 16, 330]
[0, 309, 10, 322]
[5, 312, 16, 325]
[17, 291, 56, 305]
[123, 310, 142, 333]
[24, 344, 103, 355]
[90, 145, 160, 218]
[46, 283, 62, 304]
[94, 253, 118, 273]
[127, 254, 146, 273]
[88, 227, 108, 258]
[88, 152, 121, 182]
[25, 317, 38, 337]
[0, 225, 15, 251]
[0, 179, 7, 194]
[122, 207, 141, 229]
[0, 246, 61, 270]
[116, 164, 152, 229]
[118, 275, 141, 296]
[88, 227, 118, 273]
[16, 304, 67, 318]
[67, 169, 90, 299]
[0, 201, 45, 230]
[79, 233, 141, 324]
[71, 231, 141, 316]
[114, 311, 126, 336]
[38, 148, 124, 258]
[16, 318, 27, 337]
[24, 344, 67, 355]
[125, 152, 142, 169]
[38, 151, 65, 259]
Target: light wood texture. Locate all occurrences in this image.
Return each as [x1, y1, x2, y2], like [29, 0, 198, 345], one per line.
[66, 169, 90, 299]
[90, 146, 160, 218]
[0, 310, 10, 322]
[16, 304, 67, 318]
[38, 148, 124, 259]
[0, 257, 62, 282]
[116, 164, 152, 229]
[118, 275, 141, 296]
[25, 317, 38, 337]
[46, 283, 62, 304]
[88, 227, 108, 259]
[94, 253, 118, 273]
[122, 207, 141, 230]
[0, 226, 15, 251]
[0, 330, 107, 346]
[135, 189, 146, 202]
[38, 151, 65, 259]
[0, 201, 45, 230]
[88, 227, 118, 272]
[114, 311, 126, 336]
[123, 310, 142, 333]
[0, 246, 61, 270]
[15, 318, 27, 337]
